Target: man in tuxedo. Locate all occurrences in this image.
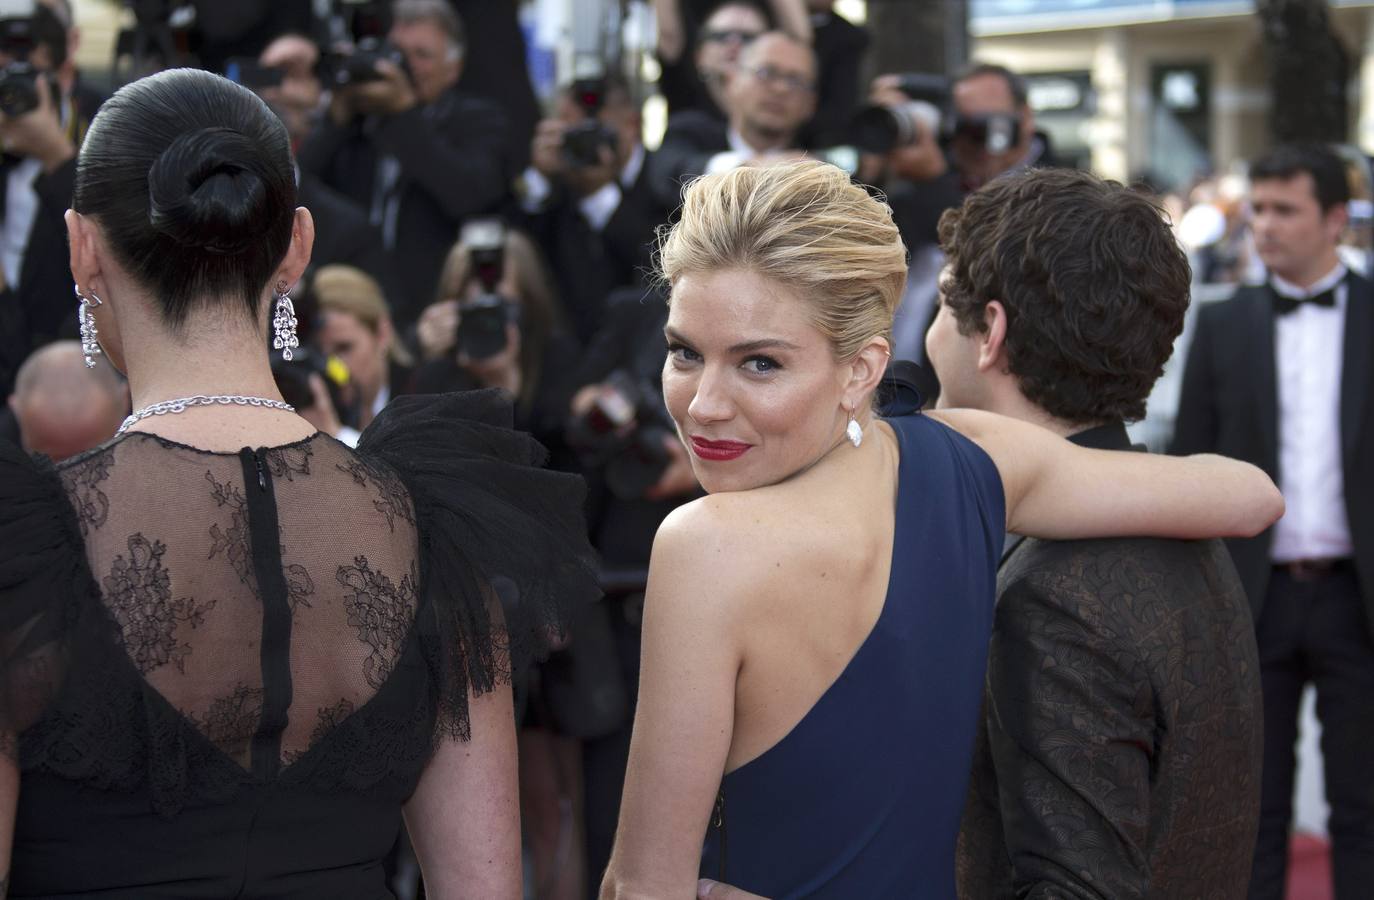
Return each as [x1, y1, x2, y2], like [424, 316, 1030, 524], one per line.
[1171, 143, 1374, 899]
[297, 0, 511, 331]
[647, 30, 815, 209]
[928, 168, 1263, 897]
[518, 76, 667, 343]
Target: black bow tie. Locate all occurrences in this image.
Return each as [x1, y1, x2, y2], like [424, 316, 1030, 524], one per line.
[1272, 286, 1338, 315]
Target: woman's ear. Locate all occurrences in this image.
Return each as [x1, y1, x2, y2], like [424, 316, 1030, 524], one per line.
[275, 207, 316, 288]
[845, 335, 892, 411]
[66, 209, 101, 295]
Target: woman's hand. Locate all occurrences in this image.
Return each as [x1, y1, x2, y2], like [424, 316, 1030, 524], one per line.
[417, 300, 460, 360]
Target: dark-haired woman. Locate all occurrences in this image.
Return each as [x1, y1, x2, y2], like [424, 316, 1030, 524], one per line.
[0, 69, 597, 898]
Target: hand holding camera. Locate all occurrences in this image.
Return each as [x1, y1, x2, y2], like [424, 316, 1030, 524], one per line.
[323, 38, 416, 123]
[0, 69, 72, 172]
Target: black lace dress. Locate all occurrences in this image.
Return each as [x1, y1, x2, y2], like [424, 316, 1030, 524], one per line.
[0, 391, 599, 898]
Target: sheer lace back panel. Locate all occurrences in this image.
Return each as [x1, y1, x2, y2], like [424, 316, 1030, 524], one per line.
[60, 432, 421, 774]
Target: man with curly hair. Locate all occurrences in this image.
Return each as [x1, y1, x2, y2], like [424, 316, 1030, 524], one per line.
[930, 167, 1264, 898]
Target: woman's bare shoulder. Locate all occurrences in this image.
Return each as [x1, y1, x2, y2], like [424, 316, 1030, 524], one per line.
[648, 489, 825, 615]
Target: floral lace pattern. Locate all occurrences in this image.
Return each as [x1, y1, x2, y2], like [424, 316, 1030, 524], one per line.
[336, 556, 418, 689]
[265, 445, 313, 481]
[337, 459, 414, 532]
[192, 683, 265, 761]
[103, 534, 215, 674]
[207, 471, 316, 613]
[59, 451, 113, 535]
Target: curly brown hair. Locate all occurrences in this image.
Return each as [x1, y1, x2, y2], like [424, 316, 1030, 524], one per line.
[936, 168, 1191, 424]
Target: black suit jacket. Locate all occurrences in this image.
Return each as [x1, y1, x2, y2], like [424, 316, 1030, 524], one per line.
[297, 87, 512, 329]
[1170, 276, 1374, 635]
[957, 422, 1263, 899]
[646, 110, 730, 210]
[297, 173, 404, 313]
[519, 151, 667, 343]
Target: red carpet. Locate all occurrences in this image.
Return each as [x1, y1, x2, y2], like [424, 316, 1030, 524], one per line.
[1286, 833, 1332, 900]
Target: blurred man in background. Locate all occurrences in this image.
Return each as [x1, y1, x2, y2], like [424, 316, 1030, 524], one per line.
[298, 0, 512, 330]
[7, 340, 126, 460]
[649, 30, 816, 207]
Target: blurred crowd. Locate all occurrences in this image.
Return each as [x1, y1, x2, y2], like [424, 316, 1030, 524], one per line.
[3, 0, 1370, 897]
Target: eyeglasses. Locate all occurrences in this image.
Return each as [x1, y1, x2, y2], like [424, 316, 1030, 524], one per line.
[701, 28, 762, 46]
[745, 65, 815, 94]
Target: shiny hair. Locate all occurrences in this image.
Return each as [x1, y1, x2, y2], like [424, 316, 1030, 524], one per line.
[311, 265, 412, 367]
[658, 160, 908, 360]
[72, 69, 296, 330]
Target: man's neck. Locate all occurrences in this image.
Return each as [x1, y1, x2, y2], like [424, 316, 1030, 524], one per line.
[1273, 250, 1343, 292]
[732, 119, 792, 155]
[982, 383, 1097, 438]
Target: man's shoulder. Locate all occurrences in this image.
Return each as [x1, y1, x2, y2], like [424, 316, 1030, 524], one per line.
[999, 535, 1243, 617]
[661, 110, 728, 146]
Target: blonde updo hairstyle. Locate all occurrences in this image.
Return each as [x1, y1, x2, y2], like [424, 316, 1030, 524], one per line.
[658, 160, 908, 362]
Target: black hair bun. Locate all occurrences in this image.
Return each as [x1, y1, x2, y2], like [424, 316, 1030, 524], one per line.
[147, 126, 274, 255]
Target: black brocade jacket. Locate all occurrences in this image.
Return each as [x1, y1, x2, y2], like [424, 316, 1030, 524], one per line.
[956, 422, 1264, 899]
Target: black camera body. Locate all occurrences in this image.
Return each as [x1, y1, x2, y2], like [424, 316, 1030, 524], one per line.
[0, 59, 43, 116]
[561, 77, 618, 169]
[567, 370, 673, 500]
[455, 219, 514, 361]
[319, 36, 409, 88]
[270, 344, 361, 430]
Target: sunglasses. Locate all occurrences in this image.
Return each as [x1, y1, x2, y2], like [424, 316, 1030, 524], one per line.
[700, 28, 762, 46]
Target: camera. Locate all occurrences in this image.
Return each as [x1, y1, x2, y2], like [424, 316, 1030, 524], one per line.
[318, 35, 409, 88]
[561, 77, 619, 169]
[567, 370, 674, 500]
[456, 219, 515, 361]
[950, 112, 1022, 155]
[847, 72, 950, 155]
[224, 56, 283, 90]
[0, 0, 61, 117]
[0, 59, 42, 116]
[271, 345, 361, 429]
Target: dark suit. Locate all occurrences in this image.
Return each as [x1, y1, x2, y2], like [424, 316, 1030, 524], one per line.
[1171, 276, 1374, 898]
[646, 110, 729, 210]
[297, 87, 511, 329]
[518, 151, 667, 343]
[958, 421, 1263, 899]
[297, 173, 403, 312]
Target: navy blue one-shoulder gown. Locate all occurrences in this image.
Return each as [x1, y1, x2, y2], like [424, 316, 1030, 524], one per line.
[700, 403, 1005, 899]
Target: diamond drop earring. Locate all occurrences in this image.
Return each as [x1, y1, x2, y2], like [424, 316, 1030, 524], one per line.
[272, 280, 299, 361]
[77, 285, 103, 369]
[846, 408, 864, 448]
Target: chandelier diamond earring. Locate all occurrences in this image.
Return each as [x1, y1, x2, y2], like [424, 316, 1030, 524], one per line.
[847, 408, 864, 448]
[272, 280, 299, 361]
[76, 285, 103, 369]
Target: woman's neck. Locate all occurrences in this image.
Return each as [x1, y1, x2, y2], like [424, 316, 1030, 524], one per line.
[121, 312, 285, 411]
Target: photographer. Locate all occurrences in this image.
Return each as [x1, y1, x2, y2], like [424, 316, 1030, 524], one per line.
[949, 62, 1056, 192]
[519, 75, 666, 343]
[412, 222, 577, 447]
[249, 34, 403, 305]
[313, 264, 413, 430]
[0, 0, 102, 392]
[297, 0, 512, 331]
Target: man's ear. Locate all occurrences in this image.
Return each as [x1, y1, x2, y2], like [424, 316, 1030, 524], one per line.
[976, 300, 1009, 374]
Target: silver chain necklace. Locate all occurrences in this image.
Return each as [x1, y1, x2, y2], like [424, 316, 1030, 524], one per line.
[117, 394, 297, 435]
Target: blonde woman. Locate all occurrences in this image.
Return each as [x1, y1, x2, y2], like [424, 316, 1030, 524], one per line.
[313, 264, 414, 429]
[600, 161, 1282, 898]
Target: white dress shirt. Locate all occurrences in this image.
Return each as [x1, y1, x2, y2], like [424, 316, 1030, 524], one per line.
[1269, 263, 1354, 562]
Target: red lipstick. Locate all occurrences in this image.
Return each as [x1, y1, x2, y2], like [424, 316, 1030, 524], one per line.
[690, 436, 752, 462]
